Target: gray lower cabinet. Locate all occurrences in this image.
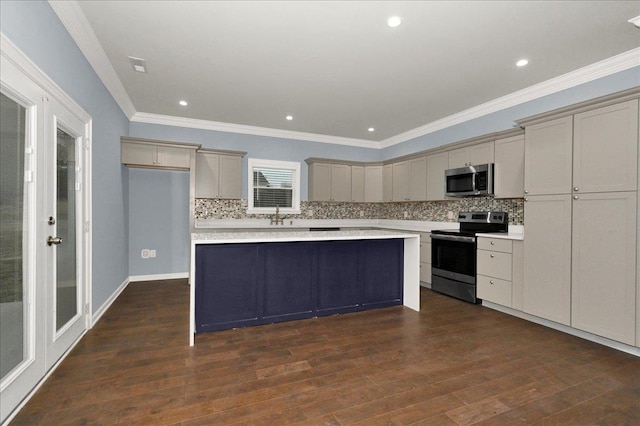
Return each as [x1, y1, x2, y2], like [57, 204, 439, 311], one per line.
[419, 233, 431, 284]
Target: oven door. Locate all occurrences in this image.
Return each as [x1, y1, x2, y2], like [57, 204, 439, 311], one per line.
[430, 233, 476, 284]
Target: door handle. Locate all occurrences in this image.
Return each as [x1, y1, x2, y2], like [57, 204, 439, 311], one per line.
[47, 236, 63, 246]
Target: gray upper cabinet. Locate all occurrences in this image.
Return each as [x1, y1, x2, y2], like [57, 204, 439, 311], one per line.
[392, 161, 410, 201]
[383, 164, 393, 202]
[351, 165, 365, 202]
[391, 157, 427, 202]
[121, 138, 197, 170]
[494, 135, 524, 199]
[448, 141, 494, 169]
[426, 152, 449, 201]
[307, 162, 352, 202]
[524, 116, 573, 196]
[364, 165, 383, 202]
[572, 99, 638, 194]
[195, 149, 245, 199]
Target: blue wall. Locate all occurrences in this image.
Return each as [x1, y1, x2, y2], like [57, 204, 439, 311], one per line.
[1, 1, 130, 313]
[128, 168, 190, 276]
[382, 67, 640, 159]
[128, 124, 383, 200]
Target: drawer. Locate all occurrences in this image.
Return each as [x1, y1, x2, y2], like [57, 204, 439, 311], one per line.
[477, 250, 512, 280]
[420, 242, 431, 263]
[420, 261, 431, 283]
[477, 237, 512, 253]
[477, 275, 512, 307]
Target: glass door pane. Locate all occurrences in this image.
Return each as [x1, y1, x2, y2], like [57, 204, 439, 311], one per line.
[55, 129, 77, 331]
[0, 93, 27, 379]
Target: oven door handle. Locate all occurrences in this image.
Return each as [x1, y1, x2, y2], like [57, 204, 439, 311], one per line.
[430, 234, 476, 243]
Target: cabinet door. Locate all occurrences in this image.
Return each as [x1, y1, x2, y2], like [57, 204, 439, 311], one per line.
[392, 161, 410, 201]
[383, 164, 393, 202]
[364, 165, 383, 202]
[571, 191, 636, 345]
[409, 157, 427, 201]
[121, 141, 156, 166]
[494, 135, 524, 198]
[361, 239, 403, 308]
[573, 99, 638, 194]
[218, 155, 242, 199]
[317, 240, 360, 314]
[351, 165, 365, 202]
[157, 145, 191, 169]
[309, 162, 332, 201]
[426, 152, 448, 201]
[469, 141, 494, 165]
[262, 242, 314, 321]
[195, 152, 220, 198]
[331, 164, 352, 202]
[523, 194, 572, 325]
[195, 244, 259, 332]
[447, 147, 469, 169]
[524, 116, 573, 195]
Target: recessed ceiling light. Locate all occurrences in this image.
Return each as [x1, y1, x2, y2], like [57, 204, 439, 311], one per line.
[516, 59, 529, 67]
[128, 56, 147, 73]
[387, 16, 402, 28]
[179, 100, 188, 106]
[286, 115, 293, 121]
[368, 127, 375, 132]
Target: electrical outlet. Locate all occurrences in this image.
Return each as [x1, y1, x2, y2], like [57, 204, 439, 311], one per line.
[141, 249, 149, 259]
[447, 211, 454, 220]
[307, 210, 313, 217]
[403, 211, 409, 219]
[149, 250, 156, 258]
[359, 210, 365, 217]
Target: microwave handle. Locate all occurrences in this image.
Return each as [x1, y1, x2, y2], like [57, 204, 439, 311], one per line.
[472, 170, 477, 193]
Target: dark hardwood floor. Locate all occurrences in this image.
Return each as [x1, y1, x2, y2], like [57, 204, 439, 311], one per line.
[11, 279, 640, 425]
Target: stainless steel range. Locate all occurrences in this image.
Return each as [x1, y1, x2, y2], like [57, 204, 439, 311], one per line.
[430, 211, 508, 303]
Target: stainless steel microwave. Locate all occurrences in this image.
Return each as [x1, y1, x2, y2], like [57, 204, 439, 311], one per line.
[445, 163, 494, 197]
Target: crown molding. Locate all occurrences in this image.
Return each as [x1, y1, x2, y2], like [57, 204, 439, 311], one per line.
[131, 112, 381, 149]
[48, 0, 136, 119]
[1, 32, 90, 122]
[380, 47, 640, 148]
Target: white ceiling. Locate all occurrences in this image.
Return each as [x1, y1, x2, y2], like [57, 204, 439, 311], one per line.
[60, 1, 640, 146]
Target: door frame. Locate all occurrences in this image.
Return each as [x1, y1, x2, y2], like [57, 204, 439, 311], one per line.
[1, 33, 93, 424]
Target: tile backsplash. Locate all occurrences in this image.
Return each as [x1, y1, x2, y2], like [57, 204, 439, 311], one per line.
[195, 198, 524, 225]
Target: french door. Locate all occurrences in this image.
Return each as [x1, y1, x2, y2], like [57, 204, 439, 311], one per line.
[1, 53, 90, 423]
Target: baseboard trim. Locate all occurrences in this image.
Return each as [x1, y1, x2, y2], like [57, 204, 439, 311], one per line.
[91, 277, 129, 328]
[482, 301, 640, 357]
[128, 272, 189, 282]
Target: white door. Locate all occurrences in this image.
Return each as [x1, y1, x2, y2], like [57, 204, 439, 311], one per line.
[44, 97, 88, 366]
[0, 55, 90, 423]
[0, 58, 46, 424]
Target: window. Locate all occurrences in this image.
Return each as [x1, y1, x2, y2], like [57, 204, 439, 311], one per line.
[247, 158, 300, 214]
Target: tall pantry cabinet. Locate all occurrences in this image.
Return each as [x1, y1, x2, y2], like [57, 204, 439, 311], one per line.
[521, 98, 639, 345]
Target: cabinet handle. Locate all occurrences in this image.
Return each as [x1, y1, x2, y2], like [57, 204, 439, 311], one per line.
[524, 198, 528, 202]
[490, 241, 495, 245]
[524, 190, 528, 194]
[490, 254, 494, 258]
[573, 187, 579, 192]
[573, 195, 579, 200]
[490, 280, 494, 285]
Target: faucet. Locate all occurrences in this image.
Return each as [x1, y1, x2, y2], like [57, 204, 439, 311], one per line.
[270, 205, 284, 225]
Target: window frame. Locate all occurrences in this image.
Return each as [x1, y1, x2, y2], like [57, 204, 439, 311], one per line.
[247, 158, 301, 214]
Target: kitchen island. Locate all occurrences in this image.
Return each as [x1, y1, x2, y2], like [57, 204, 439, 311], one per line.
[189, 229, 420, 345]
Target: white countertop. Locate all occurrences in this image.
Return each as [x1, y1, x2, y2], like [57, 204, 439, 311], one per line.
[194, 219, 524, 240]
[192, 229, 420, 244]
